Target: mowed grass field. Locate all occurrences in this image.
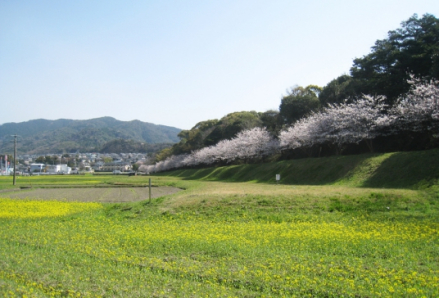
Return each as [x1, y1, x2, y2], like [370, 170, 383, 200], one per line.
[0, 153, 438, 297]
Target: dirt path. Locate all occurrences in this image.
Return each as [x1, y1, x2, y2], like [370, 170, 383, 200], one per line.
[1, 187, 181, 203]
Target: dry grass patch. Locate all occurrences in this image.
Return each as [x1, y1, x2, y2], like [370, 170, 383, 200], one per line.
[2, 187, 181, 203]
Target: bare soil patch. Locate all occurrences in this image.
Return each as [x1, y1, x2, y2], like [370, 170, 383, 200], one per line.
[1, 187, 181, 203]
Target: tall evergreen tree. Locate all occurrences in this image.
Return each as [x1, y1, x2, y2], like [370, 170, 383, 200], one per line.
[350, 13, 439, 104]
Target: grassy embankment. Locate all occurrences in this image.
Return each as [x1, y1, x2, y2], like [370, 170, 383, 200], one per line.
[162, 148, 439, 189]
[0, 149, 438, 297]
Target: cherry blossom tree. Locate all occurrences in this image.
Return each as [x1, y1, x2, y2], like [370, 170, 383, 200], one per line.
[229, 127, 279, 161]
[185, 127, 279, 166]
[324, 95, 391, 152]
[390, 76, 439, 134]
[144, 127, 279, 172]
[280, 95, 392, 153]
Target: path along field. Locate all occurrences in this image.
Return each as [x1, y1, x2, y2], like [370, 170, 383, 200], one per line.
[0, 174, 438, 297]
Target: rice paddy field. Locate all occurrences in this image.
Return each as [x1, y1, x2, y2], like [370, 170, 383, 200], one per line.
[0, 170, 438, 297]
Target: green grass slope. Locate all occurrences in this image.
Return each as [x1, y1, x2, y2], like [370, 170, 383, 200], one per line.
[161, 148, 439, 189]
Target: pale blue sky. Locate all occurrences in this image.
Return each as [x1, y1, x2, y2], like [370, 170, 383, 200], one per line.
[1, 1, 438, 129]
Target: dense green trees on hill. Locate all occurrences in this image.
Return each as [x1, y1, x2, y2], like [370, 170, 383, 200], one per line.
[203, 112, 263, 146]
[350, 13, 439, 104]
[279, 85, 322, 124]
[156, 112, 266, 161]
[154, 13, 439, 165]
[318, 75, 357, 106]
[320, 13, 439, 106]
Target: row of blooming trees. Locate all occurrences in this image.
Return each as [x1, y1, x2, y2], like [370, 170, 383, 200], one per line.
[280, 95, 389, 154]
[141, 127, 279, 173]
[280, 77, 438, 155]
[141, 78, 438, 173]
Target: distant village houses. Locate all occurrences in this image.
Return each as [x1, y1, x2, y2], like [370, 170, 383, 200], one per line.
[101, 161, 132, 172]
[5, 152, 145, 175]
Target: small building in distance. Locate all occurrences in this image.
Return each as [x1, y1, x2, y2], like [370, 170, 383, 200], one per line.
[102, 162, 132, 172]
[45, 164, 71, 174]
[30, 163, 45, 173]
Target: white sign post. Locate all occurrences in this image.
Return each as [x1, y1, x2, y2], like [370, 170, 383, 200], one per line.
[276, 174, 280, 185]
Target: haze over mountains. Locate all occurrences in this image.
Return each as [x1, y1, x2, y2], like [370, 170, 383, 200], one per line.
[0, 117, 181, 154]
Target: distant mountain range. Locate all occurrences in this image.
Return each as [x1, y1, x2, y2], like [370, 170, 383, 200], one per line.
[0, 117, 181, 154]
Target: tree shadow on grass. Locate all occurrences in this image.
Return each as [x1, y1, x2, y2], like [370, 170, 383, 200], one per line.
[361, 149, 439, 189]
[173, 154, 375, 185]
[273, 155, 372, 185]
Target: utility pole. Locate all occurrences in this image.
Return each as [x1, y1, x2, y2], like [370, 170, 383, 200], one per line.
[149, 178, 152, 203]
[11, 135, 18, 186]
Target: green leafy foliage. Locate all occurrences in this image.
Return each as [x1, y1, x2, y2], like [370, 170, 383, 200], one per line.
[174, 119, 220, 154]
[350, 13, 439, 104]
[318, 74, 359, 106]
[259, 110, 282, 135]
[279, 85, 321, 124]
[203, 111, 263, 146]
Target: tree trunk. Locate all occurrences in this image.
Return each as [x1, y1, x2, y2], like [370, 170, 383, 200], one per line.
[365, 139, 374, 153]
[300, 147, 313, 158]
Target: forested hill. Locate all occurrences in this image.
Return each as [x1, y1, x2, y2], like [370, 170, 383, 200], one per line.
[0, 117, 181, 154]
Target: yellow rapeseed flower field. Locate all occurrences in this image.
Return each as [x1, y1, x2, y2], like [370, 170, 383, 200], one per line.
[0, 173, 438, 298]
[1, 196, 438, 297]
[0, 198, 102, 219]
